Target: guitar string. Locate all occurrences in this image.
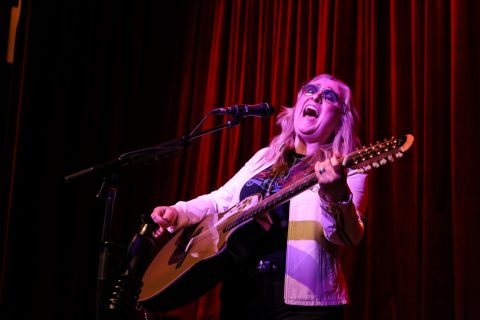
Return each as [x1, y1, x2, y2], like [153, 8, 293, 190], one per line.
[188, 169, 283, 245]
[189, 163, 299, 244]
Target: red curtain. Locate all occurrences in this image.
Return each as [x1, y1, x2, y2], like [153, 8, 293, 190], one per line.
[1, 0, 479, 319]
[152, 1, 480, 317]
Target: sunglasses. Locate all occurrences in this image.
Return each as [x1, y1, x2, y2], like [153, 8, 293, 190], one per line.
[301, 84, 340, 105]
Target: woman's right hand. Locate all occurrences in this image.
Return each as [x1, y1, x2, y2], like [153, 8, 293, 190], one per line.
[151, 206, 179, 237]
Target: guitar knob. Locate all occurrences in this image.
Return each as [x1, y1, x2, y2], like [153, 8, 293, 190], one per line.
[395, 152, 404, 158]
[380, 158, 387, 165]
[372, 162, 380, 168]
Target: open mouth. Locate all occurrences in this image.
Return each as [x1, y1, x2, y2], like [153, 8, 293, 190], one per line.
[303, 105, 319, 118]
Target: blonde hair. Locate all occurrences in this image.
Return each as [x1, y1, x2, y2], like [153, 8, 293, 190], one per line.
[264, 74, 360, 173]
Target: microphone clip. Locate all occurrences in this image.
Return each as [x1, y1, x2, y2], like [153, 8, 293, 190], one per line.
[213, 103, 274, 118]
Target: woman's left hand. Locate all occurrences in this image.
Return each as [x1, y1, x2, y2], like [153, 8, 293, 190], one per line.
[314, 155, 349, 203]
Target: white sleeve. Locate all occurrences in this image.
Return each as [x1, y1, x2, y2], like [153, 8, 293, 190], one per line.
[167, 148, 269, 232]
[319, 172, 368, 246]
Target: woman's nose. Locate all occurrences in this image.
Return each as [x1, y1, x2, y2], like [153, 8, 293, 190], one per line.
[312, 92, 323, 104]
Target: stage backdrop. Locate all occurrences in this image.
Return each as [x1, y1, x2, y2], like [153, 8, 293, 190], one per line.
[1, 0, 479, 319]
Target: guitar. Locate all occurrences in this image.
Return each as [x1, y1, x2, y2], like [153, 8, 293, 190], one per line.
[138, 134, 414, 311]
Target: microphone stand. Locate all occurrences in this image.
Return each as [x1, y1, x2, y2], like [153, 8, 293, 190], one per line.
[64, 114, 240, 320]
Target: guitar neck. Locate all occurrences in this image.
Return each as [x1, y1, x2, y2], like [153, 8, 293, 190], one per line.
[222, 134, 414, 232]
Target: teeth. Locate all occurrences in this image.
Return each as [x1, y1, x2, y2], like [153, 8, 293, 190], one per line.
[303, 105, 319, 117]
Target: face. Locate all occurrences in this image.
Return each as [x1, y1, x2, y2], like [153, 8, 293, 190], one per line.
[293, 77, 344, 151]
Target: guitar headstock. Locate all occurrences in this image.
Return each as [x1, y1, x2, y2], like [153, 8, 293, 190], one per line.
[343, 134, 414, 173]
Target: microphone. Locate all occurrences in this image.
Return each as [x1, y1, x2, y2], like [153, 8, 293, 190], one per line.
[213, 103, 274, 118]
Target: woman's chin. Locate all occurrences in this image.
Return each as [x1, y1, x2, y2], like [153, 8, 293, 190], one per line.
[297, 124, 319, 136]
